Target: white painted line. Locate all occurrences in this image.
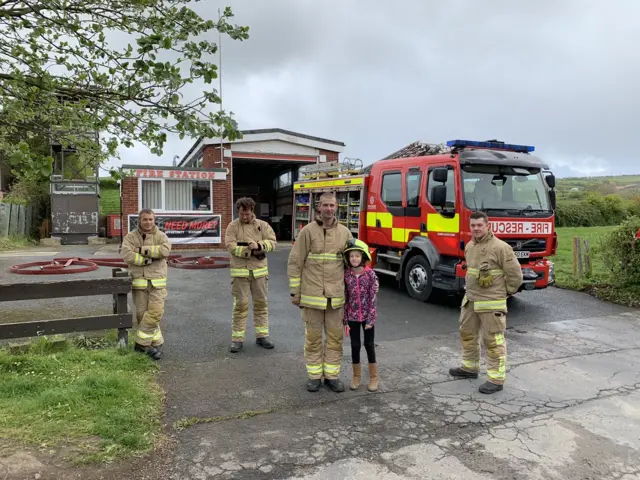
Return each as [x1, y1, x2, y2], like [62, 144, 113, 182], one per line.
[0, 251, 60, 257]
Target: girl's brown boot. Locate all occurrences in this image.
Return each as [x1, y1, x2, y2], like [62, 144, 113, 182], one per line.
[351, 363, 361, 390]
[367, 363, 379, 392]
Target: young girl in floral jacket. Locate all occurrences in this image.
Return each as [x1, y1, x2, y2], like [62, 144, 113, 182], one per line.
[343, 239, 379, 392]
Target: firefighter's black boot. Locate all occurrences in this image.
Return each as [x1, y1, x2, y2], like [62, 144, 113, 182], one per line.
[307, 379, 321, 392]
[449, 367, 478, 379]
[479, 381, 503, 394]
[229, 341, 243, 353]
[135, 343, 162, 361]
[256, 336, 274, 349]
[324, 378, 345, 393]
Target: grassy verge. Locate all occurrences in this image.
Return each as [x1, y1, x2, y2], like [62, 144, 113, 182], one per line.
[0, 335, 164, 464]
[554, 226, 640, 307]
[0, 235, 34, 251]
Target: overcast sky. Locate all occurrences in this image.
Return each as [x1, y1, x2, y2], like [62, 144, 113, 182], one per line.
[109, 0, 640, 178]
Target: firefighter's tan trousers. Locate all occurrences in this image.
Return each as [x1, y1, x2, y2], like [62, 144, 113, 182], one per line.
[231, 273, 269, 342]
[302, 306, 344, 380]
[132, 284, 167, 347]
[459, 300, 507, 385]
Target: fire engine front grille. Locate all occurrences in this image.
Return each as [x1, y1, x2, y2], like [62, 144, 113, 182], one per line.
[504, 238, 547, 252]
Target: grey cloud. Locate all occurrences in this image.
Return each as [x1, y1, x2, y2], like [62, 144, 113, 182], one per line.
[114, 0, 640, 177]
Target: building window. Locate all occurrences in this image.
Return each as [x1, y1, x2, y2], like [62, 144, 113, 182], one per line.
[140, 178, 212, 212]
[277, 170, 292, 190]
[381, 172, 402, 207]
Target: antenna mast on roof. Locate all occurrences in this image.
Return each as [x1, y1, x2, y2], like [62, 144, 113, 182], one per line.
[218, 8, 224, 169]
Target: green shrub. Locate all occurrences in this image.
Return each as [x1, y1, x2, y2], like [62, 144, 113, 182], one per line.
[556, 193, 639, 227]
[597, 216, 640, 287]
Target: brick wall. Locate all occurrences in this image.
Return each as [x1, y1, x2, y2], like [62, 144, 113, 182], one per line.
[319, 149, 340, 163]
[202, 143, 232, 249]
[121, 177, 138, 236]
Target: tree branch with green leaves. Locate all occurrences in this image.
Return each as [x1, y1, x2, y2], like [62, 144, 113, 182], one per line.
[0, 0, 249, 181]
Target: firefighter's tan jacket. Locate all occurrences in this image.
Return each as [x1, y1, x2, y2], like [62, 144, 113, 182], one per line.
[121, 226, 171, 290]
[225, 215, 277, 279]
[287, 217, 353, 310]
[463, 230, 523, 312]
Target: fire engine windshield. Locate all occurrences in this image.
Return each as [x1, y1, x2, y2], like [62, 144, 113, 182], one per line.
[461, 165, 551, 216]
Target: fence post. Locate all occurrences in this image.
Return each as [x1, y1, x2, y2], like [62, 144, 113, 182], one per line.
[112, 268, 130, 348]
[573, 236, 583, 278]
[583, 239, 592, 277]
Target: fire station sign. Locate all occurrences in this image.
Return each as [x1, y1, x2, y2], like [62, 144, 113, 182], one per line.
[128, 214, 222, 244]
[128, 168, 227, 180]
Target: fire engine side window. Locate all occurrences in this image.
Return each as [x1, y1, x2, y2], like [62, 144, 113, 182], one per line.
[428, 168, 456, 210]
[381, 172, 403, 207]
[406, 172, 421, 207]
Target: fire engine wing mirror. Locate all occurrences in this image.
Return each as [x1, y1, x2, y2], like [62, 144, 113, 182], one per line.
[549, 190, 557, 211]
[431, 185, 447, 208]
[545, 174, 556, 189]
[432, 167, 448, 184]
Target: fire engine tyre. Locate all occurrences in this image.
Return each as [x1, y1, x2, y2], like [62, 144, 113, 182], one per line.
[404, 255, 433, 302]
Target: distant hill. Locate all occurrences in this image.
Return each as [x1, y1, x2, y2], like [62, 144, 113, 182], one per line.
[556, 174, 640, 200]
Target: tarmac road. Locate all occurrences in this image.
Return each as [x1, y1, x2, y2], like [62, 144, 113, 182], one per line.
[159, 247, 632, 361]
[1, 245, 639, 479]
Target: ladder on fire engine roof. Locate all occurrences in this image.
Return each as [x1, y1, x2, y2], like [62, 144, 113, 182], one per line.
[299, 157, 364, 179]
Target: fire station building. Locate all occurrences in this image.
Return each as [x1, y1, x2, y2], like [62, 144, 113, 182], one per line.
[120, 128, 345, 249]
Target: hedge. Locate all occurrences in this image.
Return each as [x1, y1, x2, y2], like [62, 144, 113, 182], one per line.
[556, 193, 640, 227]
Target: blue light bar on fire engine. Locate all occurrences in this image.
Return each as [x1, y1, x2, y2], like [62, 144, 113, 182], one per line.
[446, 139, 535, 153]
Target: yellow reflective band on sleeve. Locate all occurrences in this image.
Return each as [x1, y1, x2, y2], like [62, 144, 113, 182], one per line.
[331, 297, 345, 308]
[473, 299, 507, 311]
[150, 278, 167, 288]
[307, 253, 342, 262]
[289, 277, 301, 288]
[260, 241, 275, 252]
[230, 268, 251, 278]
[252, 267, 268, 278]
[427, 213, 460, 233]
[132, 278, 148, 289]
[146, 245, 160, 258]
[234, 246, 245, 257]
[300, 295, 328, 309]
[133, 253, 146, 266]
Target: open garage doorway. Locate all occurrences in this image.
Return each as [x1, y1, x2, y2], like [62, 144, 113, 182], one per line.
[232, 158, 314, 241]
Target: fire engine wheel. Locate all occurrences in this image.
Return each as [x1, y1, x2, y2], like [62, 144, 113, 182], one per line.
[404, 255, 433, 302]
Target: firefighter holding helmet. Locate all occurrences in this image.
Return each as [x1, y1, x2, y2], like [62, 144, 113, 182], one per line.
[449, 210, 523, 394]
[121, 208, 172, 360]
[287, 191, 353, 393]
[225, 197, 277, 353]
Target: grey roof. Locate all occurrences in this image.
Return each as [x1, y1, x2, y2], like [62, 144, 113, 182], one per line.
[179, 128, 345, 167]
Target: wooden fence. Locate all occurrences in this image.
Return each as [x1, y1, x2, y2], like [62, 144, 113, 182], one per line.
[572, 236, 592, 278]
[0, 202, 39, 238]
[0, 268, 133, 346]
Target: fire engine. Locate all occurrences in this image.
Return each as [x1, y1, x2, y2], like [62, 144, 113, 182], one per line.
[292, 139, 558, 301]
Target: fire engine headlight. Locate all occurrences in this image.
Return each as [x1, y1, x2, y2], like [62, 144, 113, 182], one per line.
[522, 268, 537, 280]
[548, 262, 555, 284]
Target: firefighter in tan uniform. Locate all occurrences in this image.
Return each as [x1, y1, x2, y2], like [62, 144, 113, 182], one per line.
[225, 197, 277, 353]
[449, 210, 523, 394]
[287, 192, 353, 393]
[121, 208, 171, 361]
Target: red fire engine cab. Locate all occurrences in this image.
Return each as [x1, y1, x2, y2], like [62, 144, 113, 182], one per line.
[292, 139, 558, 302]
